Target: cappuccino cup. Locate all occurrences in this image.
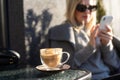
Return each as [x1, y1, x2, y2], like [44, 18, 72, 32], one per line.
[40, 48, 70, 69]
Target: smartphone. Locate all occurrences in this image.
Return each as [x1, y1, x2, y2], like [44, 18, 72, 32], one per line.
[99, 15, 113, 30]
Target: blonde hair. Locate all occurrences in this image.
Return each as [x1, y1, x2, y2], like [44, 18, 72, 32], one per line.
[65, 0, 97, 33]
[66, 0, 82, 26]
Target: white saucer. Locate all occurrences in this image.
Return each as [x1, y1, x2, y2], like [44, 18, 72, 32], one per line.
[36, 64, 70, 71]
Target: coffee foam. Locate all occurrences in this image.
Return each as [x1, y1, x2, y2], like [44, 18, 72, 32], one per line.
[41, 48, 62, 56]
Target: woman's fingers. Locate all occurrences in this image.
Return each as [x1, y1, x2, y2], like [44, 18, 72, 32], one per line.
[91, 25, 99, 38]
[89, 25, 99, 48]
[98, 25, 113, 45]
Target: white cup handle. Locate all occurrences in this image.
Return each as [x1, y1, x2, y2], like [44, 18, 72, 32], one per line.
[61, 52, 70, 65]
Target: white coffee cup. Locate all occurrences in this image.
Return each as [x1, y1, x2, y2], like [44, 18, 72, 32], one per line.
[40, 48, 70, 69]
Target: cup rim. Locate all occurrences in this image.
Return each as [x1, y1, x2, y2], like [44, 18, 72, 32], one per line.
[40, 48, 63, 52]
[40, 48, 62, 50]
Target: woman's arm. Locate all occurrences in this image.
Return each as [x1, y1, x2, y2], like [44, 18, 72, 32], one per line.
[74, 43, 96, 67]
[99, 25, 120, 69]
[73, 26, 98, 67]
[100, 42, 120, 69]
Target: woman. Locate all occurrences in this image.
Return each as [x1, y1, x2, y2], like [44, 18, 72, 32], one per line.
[41, 0, 120, 80]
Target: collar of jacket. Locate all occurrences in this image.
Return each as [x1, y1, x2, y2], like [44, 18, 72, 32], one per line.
[49, 22, 76, 47]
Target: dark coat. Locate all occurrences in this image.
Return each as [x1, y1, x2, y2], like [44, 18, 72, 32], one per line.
[41, 22, 76, 66]
[113, 36, 120, 59]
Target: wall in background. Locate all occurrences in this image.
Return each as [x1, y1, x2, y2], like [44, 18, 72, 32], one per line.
[103, 0, 120, 37]
[24, 0, 66, 66]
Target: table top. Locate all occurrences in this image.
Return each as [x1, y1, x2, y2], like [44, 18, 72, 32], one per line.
[0, 65, 91, 80]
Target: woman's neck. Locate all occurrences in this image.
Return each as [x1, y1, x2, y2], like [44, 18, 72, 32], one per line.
[73, 25, 83, 33]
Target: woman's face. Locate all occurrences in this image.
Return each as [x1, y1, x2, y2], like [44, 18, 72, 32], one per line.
[75, 0, 97, 25]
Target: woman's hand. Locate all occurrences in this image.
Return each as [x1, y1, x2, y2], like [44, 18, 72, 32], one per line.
[89, 25, 99, 48]
[98, 25, 113, 46]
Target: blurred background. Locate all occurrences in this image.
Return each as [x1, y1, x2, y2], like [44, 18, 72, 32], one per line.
[103, 0, 120, 37]
[0, 0, 120, 67]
